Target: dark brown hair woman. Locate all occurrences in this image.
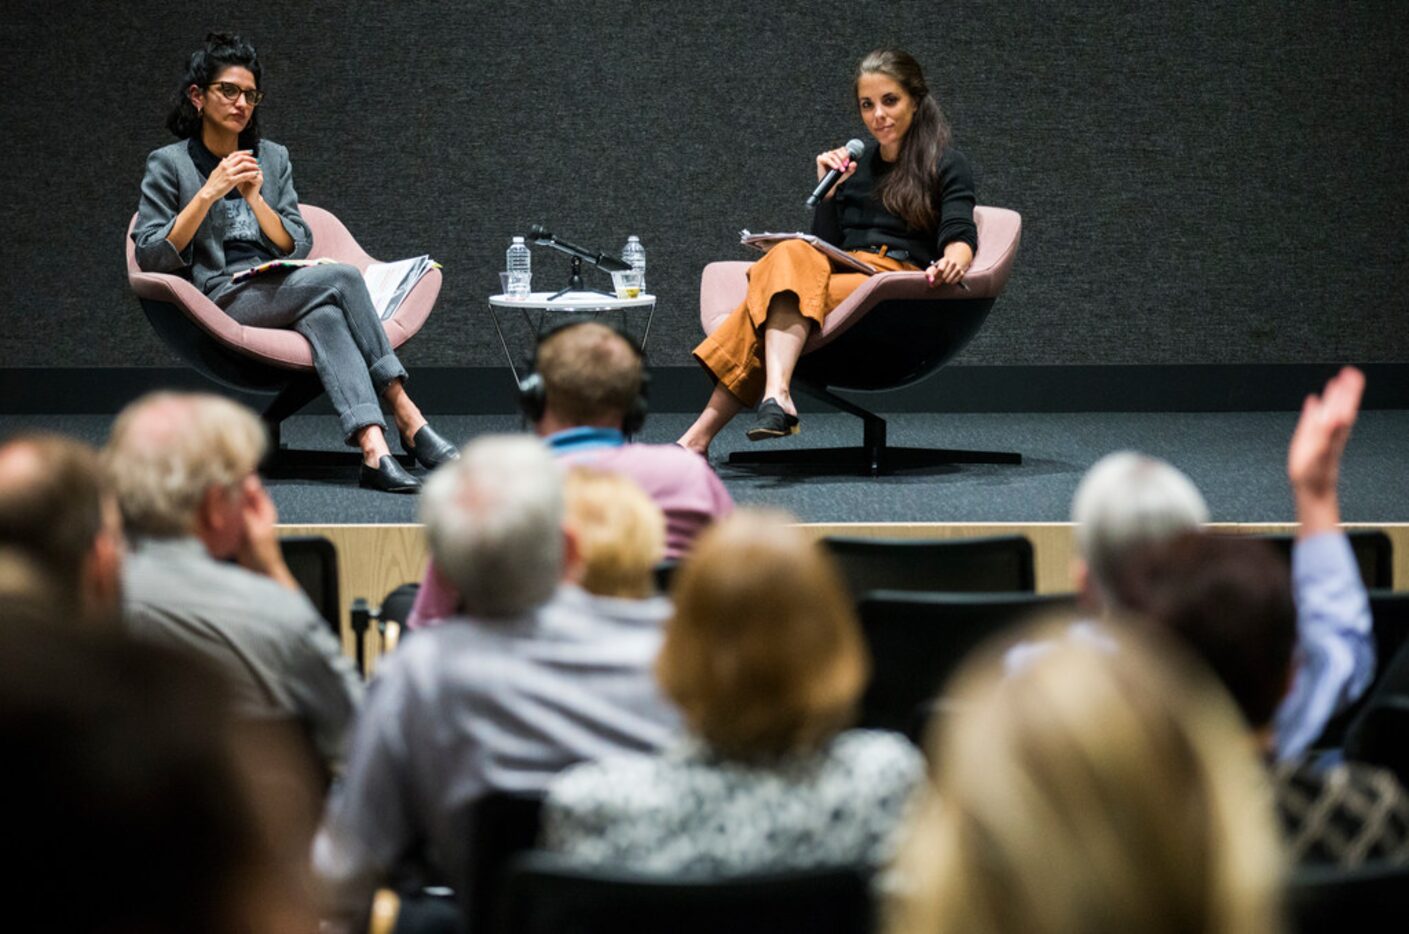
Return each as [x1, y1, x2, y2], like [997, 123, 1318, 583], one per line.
[679, 48, 978, 454]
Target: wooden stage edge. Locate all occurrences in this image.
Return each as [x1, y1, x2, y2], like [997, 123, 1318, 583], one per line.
[279, 521, 1409, 674]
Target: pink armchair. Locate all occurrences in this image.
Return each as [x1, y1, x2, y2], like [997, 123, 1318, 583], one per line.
[125, 205, 440, 470]
[699, 205, 1023, 475]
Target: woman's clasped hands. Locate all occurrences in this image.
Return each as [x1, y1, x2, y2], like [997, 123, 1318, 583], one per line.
[201, 149, 263, 202]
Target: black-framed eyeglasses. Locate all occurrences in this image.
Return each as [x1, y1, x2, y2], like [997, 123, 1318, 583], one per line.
[207, 82, 265, 106]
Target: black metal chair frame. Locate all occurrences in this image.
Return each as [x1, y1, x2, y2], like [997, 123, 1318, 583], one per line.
[823, 533, 1037, 598]
[857, 590, 1078, 739]
[727, 293, 1021, 476]
[494, 851, 872, 934]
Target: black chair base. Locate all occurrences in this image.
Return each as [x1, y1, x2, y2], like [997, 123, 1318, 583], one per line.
[727, 382, 1021, 477]
[728, 443, 1021, 475]
[260, 445, 417, 480]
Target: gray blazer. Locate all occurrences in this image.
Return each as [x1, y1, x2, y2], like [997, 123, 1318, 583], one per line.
[132, 138, 313, 295]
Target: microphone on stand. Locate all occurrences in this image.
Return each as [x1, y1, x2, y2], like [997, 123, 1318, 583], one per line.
[527, 225, 630, 272]
[805, 138, 865, 208]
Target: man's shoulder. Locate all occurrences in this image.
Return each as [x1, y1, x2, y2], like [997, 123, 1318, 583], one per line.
[125, 541, 317, 622]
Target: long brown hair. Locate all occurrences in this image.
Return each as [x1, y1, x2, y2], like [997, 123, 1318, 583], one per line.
[855, 49, 952, 232]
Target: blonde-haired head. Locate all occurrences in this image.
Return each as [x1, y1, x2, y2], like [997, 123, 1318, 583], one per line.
[563, 467, 665, 599]
[888, 622, 1284, 934]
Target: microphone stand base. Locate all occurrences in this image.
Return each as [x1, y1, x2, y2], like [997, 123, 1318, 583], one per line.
[548, 256, 615, 301]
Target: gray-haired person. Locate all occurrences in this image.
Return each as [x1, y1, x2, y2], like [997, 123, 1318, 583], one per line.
[314, 435, 678, 922]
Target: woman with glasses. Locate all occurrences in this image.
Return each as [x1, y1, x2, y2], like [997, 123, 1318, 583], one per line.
[132, 33, 455, 493]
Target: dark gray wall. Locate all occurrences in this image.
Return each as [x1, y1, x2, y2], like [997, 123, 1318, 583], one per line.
[3, 1, 1406, 371]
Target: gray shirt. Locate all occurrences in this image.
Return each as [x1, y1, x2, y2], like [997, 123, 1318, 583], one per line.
[132, 138, 313, 295]
[314, 584, 678, 915]
[122, 536, 362, 766]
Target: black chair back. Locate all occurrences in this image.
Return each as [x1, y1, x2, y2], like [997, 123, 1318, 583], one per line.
[460, 793, 544, 934]
[652, 560, 678, 595]
[1301, 590, 1409, 751]
[495, 852, 872, 934]
[1345, 695, 1409, 789]
[823, 535, 1035, 599]
[1253, 530, 1394, 590]
[380, 582, 421, 630]
[1288, 860, 1409, 933]
[858, 590, 1078, 739]
[1369, 590, 1409, 674]
[279, 535, 340, 636]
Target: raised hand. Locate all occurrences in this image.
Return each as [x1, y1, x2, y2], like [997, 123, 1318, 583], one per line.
[1287, 366, 1365, 535]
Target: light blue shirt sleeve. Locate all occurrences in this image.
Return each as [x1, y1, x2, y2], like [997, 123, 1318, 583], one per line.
[1273, 531, 1375, 760]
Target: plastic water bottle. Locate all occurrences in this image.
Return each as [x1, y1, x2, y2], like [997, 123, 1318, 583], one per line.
[506, 236, 531, 299]
[622, 235, 646, 290]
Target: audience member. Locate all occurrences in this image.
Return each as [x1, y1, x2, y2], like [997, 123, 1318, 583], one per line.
[888, 623, 1284, 934]
[315, 436, 678, 918]
[3, 624, 317, 933]
[542, 510, 922, 875]
[539, 466, 673, 643]
[0, 432, 125, 625]
[0, 546, 67, 624]
[562, 465, 667, 599]
[1116, 532, 1409, 867]
[104, 391, 361, 767]
[407, 321, 732, 628]
[1068, 367, 1373, 759]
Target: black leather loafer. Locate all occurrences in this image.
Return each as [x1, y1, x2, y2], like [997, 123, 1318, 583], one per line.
[746, 398, 800, 442]
[400, 424, 460, 471]
[359, 455, 422, 494]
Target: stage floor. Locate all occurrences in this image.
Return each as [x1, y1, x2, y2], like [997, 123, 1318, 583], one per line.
[10, 409, 1407, 526]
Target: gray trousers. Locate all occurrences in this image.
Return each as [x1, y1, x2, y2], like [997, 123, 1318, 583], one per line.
[213, 263, 408, 443]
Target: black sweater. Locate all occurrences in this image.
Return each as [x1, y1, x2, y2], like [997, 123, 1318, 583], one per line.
[811, 145, 977, 267]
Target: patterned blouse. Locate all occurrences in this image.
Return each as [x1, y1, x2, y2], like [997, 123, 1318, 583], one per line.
[541, 729, 924, 876]
[1274, 758, 1409, 867]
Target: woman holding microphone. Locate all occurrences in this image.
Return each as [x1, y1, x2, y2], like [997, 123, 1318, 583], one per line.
[678, 48, 978, 454]
[132, 34, 456, 493]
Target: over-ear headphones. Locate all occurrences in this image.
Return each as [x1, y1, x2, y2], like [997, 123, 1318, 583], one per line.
[517, 320, 650, 437]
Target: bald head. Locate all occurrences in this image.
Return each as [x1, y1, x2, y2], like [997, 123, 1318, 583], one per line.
[537, 322, 644, 430]
[105, 392, 266, 538]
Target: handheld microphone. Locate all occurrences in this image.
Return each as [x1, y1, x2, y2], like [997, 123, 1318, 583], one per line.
[806, 139, 865, 208]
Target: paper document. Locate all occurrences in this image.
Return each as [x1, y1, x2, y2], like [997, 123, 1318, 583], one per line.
[228, 255, 442, 320]
[739, 230, 877, 275]
[363, 255, 442, 320]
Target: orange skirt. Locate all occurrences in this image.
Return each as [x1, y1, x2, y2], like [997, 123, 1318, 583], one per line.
[692, 239, 918, 407]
